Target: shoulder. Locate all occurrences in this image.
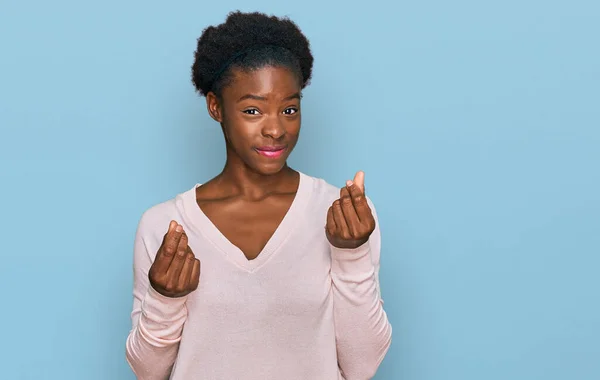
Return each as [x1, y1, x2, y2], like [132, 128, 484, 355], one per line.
[135, 185, 196, 239]
[306, 173, 340, 203]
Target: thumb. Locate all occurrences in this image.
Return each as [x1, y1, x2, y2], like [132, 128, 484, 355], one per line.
[352, 171, 365, 193]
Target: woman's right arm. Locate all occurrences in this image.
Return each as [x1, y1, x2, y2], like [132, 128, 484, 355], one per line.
[125, 218, 200, 380]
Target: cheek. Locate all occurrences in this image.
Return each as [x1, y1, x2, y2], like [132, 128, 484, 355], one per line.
[225, 124, 252, 148]
[222, 113, 254, 142]
[286, 116, 301, 135]
[288, 122, 301, 144]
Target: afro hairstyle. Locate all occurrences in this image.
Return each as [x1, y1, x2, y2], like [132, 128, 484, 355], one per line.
[191, 11, 314, 97]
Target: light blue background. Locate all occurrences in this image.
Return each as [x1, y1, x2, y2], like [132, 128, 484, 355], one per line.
[1, 0, 598, 379]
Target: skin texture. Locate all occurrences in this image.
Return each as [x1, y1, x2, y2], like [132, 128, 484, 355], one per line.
[148, 65, 376, 297]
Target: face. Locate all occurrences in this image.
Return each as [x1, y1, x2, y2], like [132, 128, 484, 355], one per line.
[206, 65, 302, 176]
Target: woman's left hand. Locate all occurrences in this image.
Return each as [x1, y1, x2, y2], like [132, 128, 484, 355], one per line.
[326, 171, 376, 249]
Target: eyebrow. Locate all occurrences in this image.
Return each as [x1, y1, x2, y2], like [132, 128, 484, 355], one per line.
[237, 92, 302, 103]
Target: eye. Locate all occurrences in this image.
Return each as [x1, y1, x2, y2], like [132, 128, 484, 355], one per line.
[243, 108, 260, 115]
[283, 107, 298, 115]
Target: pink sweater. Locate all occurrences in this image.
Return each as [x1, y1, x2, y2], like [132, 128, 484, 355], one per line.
[125, 172, 392, 379]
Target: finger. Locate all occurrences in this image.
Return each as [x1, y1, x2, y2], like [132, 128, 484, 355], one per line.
[326, 206, 336, 235]
[165, 231, 188, 288]
[153, 221, 182, 274]
[339, 186, 361, 237]
[346, 180, 371, 222]
[159, 220, 176, 248]
[352, 170, 365, 194]
[190, 259, 201, 291]
[177, 252, 195, 291]
[176, 230, 188, 255]
[162, 222, 183, 257]
[168, 220, 176, 233]
[332, 200, 351, 239]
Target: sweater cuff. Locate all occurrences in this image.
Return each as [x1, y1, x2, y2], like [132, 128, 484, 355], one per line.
[330, 241, 375, 276]
[139, 286, 188, 345]
[142, 285, 188, 321]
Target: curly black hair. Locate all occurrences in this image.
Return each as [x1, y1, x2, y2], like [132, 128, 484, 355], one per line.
[191, 11, 313, 97]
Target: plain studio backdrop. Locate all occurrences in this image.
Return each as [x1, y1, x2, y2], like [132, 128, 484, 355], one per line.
[1, 0, 598, 379]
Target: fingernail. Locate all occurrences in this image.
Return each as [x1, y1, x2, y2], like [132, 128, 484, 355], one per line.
[346, 180, 353, 187]
[175, 225, 183, 232]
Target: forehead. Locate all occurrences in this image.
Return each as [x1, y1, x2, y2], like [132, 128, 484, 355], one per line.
[222, 66, 301, 99]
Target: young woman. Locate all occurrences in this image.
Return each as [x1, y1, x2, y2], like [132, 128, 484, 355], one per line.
[125, 11, 392, 380]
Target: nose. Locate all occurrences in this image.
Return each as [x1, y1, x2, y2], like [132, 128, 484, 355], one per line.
[261, 116, 286, 140]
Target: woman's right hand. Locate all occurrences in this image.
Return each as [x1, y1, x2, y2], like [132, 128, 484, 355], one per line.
[148, 221, 201, 298]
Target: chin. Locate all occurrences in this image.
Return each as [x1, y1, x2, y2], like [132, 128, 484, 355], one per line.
[254, 162, 288, 176]
[248, 148, 293, 175]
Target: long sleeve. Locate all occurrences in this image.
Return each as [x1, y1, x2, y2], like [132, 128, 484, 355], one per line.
[125, 214, 189, 380]
[330, 199, 393, 380]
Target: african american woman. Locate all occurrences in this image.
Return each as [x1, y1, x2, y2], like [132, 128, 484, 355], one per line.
[125, 11, 392, 380]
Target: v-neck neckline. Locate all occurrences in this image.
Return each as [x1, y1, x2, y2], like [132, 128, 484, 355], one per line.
[181, 171, 313, 272]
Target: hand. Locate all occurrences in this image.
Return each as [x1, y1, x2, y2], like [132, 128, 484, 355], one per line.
[148, 221, 201, 298]
[326, 171, 376, 249]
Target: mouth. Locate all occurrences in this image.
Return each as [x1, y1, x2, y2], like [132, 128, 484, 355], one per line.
[255, 145, 287, 159]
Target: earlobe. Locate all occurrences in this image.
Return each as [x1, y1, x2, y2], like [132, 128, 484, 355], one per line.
[206, 92, 223, 122]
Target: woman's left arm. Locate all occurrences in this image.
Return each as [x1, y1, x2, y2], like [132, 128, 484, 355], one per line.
[327, 178, 392, 380]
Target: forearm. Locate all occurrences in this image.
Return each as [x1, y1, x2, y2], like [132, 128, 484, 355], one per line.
[125, 287, 188, 380]
[331, 242, 392, 380]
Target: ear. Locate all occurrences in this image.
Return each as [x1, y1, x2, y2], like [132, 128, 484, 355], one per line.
[206, 92, 223, 123]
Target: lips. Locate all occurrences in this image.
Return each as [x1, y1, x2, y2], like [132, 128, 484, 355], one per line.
[255, 145, 287, 158]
